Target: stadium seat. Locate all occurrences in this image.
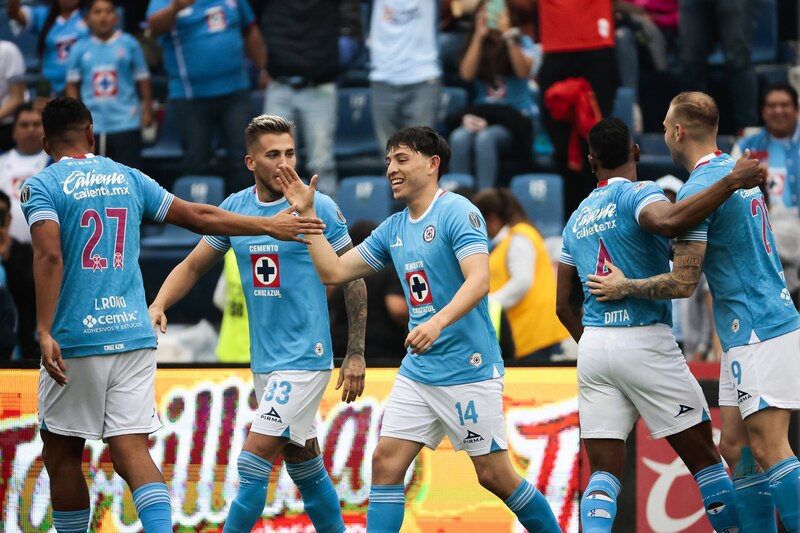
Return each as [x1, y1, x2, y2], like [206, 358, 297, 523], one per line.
[509, 174, 564, 238]
[635, 133, 686, 181]
[611, 87, 635, 133]
[141, 176, 225, 248]
[335, 88, 380, 157]
[141, 102, 183, 160]
[250, 90, 264, 117]
[436, 87, 469, 133]
[336, 175, 393, 225]
[708, 0, 777, 65]
[717, 135, 736, 154]
[636, 133, 670, 157]
[0, 12, 39, 71]
[439, 173, 475, 193]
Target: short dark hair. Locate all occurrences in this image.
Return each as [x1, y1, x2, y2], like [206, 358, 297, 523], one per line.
[386, 127, 451, 178]
[13, 101, 38, 125]
[588, 117, 632, 169]
[86, 0, 116, 8]
[42, 97, 93, 146]
[762, 83, 799, 110]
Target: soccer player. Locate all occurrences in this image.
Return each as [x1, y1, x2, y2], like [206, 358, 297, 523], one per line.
[587, 92, 800, 533]
[21, 97, 324, 533]
[275, 126, 561, 533]
[556, 117, 767, 532]
[148, 115, 366, 533]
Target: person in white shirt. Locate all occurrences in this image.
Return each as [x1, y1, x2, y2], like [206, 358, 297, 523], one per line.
[0, 40, 26, 151]
[0, 102, 50, 243]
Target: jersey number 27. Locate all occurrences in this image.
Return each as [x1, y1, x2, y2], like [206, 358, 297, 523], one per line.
[81, 208, 127, 271]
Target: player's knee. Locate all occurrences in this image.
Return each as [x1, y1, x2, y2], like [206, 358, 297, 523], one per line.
[283, 443, 318, 465]
[475, 463, 504, 496]
[371, 445, 404, 484]
[718, 435, 741, 467]
[42, 445, 82, 477]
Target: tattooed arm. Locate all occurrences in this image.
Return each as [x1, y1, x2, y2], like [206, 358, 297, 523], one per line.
[337, 243, 367, 403]
[585, 240, 707, 301]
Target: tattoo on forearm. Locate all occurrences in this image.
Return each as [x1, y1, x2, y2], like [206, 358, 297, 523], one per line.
[343, 278, 367, 356]
[620, 242, 705, 300]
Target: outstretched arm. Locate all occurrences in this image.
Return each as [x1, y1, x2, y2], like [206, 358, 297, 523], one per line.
[337, 243, 367, 403]
[555, 262, 585, 342]
[148, 240, 224, 333]
[638, 150, 766, 238]
[586, 240, 707, 301]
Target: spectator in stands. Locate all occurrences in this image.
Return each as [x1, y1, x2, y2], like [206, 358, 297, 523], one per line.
[732, 84, 800, 304]
[213, 250, 250, 363]
[679, 0, 758, 131]
[329, 220, 408, 362]
[0, 191, 24, 359]
[6, 0, 88, 95]
[65, 0, 152, 169]
[260, 0, 360, 196]
[0, 103, 49, 244]
[473, 187, 569, 364]
[0, 40, 26, 152]
[447, 0, 536, 190]
[537, 0, 619, 216]
[146, 0, 267, 193]
[369, 0, 442, 151]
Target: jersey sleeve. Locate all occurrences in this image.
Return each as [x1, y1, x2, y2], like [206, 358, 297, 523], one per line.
[20, 175, 59, 227]
[237, 0, 256, 28]
[128, 36, 150, 81]
[202, 195, 234, 253]
[444, 197, 489, 262]
[145, 0, 171, 17]
[559, 226, 575, 266]
[356, 218, 392, 271]
[135, 169, 175, 223]
[675, 182, 710, 242]
[624, 181, 670, 225]
[316, 193, 352, 252]
[65, 40, 84, 83]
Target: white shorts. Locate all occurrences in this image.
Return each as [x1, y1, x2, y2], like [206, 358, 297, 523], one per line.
[578, 325, 710, 440]
[38, 348, 161, 440]
[251, 370, 331, 447]
[380, 374, 508, 456]
[719, 329, 800, 418]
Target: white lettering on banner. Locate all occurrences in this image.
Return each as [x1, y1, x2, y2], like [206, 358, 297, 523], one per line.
[0, 379, 580, 532]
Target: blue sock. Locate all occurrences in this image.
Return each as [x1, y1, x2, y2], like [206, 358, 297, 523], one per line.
[766, 457, 800, 533]
[285, 455, 345, 533]
[580, 472, 621, 533]
[52, 509, 90, 533]
[132, 482, 172, 533]
[693, 463, 741, 533]
[367, 485, 404, 533]
[505, 479, 561, 533]
[734, 474, 776, 533]
[223, 451, 273, 533]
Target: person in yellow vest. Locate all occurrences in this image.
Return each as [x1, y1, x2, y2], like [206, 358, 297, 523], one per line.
[473, 187, 569, 364]
[213, 249, 250, 363]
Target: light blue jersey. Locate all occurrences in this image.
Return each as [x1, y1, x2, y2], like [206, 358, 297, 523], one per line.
[20, 155, 174, 358]
[677, 152, 800, 351]
[66, 32, 150, 134]
[22, 6, 89, 94]
[145, 0, 254, 99]
[560, 177, 672, 328]
[356, 190, 503, 386]
[203, 188, 351, 374]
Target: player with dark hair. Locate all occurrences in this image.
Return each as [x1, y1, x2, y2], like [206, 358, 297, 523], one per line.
[277, 126, 562, 533]
[589, 92, 800, 532]
[21, 97, 323, 533]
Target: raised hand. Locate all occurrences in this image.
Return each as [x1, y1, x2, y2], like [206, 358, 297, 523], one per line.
[275, 163, 318, 215]
[728, 148, 768, 191]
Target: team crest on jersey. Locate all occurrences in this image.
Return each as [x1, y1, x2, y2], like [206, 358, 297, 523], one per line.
[469, 352, 482, 367]
[633, 181, 651, 190]
[423, 225, 436, 243]
[315, 342, 324, 356]
[55, 36, 78, 61]
[92, 68, 119, 98]
[251, 254, 280, 287]
[731, 319, 740, 333]
[405, 269, 433, 305]
[20, 185, 31, 204]
[468, 212, 482, 229]
[205, 6, 227, 32]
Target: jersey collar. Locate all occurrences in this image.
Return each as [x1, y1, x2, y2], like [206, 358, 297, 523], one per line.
[408, 188, 446, 224]
[252, 185, 288, 207]
[91, 30, 122, 45]
[596, 177, 630, 188]
[693, 150, 723, 170]
[57, 153, 95, 162]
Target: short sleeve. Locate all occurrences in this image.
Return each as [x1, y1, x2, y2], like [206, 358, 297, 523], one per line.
[65, 40, 84, 83]
[20, 175, 59, 226]
[202, 195, 235, 252]
[0, 43, 25, 81]
[316, 194, 352, 252]
[356, 218, 392, 271]
[559, 226, 575, 266]
[622, 181, 669, 225]
[443, 197, 489, 262]
[237, 0, 255, 28]
[145, 0, 171, 18]
[135, 169, 174, 223]
[129, 37, 150, 80]
[675, 182, 710, 242]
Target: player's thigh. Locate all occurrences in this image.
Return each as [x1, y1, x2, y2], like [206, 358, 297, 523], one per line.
[615, 325, 709, 440]
[251, 370, 331, 448]
[424, 377, 507, 457]
[380, 375, 446, 451]
[578, 327, 638, 441]
[38, 355, 113, 440]
[104, 349, 161, 439]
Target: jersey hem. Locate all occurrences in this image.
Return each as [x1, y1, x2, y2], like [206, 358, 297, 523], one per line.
[397, 364, 505, 386]
[58, 337, 157, 358]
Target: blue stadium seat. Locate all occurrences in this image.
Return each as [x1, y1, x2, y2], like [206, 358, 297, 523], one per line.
[335, 88, 380, 157]
[635, 133, 686, 181]
[509, 174, 564, 238]
[250, 90, 264, 117]
[636, 133, 670, 157]
[0, 12, 39, 71]
[611, 87, 635, 132]
[436, 87, 469, 133]
[708, 0, 777, 65]
[439, 173, 475, 193]
[141, 103, 183, 160]
[141, 176, 225, 248]
[336, 176, 392, 225]
[717, 135, 736, 154]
